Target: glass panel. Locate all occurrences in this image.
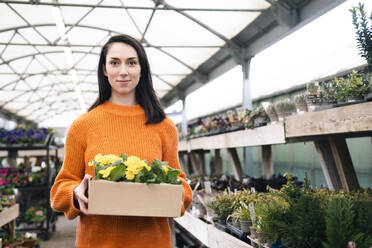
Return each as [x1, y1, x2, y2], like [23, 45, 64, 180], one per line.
[145, 11, 225, 46]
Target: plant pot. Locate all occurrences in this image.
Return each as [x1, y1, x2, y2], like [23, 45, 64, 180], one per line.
[22, 238, 37, 247]
[239, 220, 252, 233]
[346, 95, 364, 103]
[249, 226, 257, 239]
[268, 113, 278, 123]
[253, 117, 266, 128]
[231, 217, 240, 228]
[276, 111, 293, 121]
[295, 103, 308, 113]
[307, 103, 321, 112]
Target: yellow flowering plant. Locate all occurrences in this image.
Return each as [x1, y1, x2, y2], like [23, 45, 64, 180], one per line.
[89, 153, 182, 185]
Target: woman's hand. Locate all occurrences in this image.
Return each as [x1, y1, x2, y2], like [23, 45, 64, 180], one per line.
[73, 174, 92, 215]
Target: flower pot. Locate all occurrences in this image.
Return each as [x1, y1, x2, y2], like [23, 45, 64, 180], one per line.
[239, 220, 251, 233]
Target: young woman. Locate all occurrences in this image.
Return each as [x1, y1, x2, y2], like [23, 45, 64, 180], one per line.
[50, 34, 192, 248]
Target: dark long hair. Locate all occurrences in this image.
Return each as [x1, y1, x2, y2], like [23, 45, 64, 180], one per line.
[88, 34, 166, 124]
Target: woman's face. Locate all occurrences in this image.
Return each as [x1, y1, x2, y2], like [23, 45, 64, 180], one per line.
[104, 42, 141, 97]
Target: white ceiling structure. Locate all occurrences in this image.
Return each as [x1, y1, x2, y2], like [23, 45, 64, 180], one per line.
[0, 0, 346, 128]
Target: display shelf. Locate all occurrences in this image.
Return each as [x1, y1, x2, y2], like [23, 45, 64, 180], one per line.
[0, 204, 19, 227]
[174, 212, 209, 246]
[285, 101, 372, 138]
[246, 235, 270, 248]
[179, 123, 285, 151]
[0, 135, 57, 240]
[174, 212, 254, 248]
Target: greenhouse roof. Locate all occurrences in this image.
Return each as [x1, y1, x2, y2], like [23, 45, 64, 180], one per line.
[0, 0, 345, 126]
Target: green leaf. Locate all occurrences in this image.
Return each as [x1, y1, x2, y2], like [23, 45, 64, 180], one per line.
[120, 153, 127, 162]
[109, 165, 126, 182]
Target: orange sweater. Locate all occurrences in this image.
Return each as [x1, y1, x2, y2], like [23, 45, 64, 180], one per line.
[50, 101, 192, 248]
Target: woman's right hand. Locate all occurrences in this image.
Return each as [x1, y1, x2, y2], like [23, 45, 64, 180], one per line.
[73, 174, 92, 215]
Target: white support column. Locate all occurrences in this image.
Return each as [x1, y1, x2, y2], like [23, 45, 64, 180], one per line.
[242, 59, 253, 176]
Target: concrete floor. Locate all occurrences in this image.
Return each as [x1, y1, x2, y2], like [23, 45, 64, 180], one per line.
[40, 216, 77, 248]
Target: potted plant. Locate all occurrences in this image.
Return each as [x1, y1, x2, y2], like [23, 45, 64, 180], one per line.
[320, 81, 338, 107]
[237, 206, 252, 233]
[275, 100, 296, 121]
[306, 82, 322, 111]
[294, 94, 308, 113]
[227, 209, 241, 229]
[249, 106, 269, 128]
[265, 104, 278, 123]
[333, 76, 348, 104]
[350, 3, 372, 69]
[345, 70, 369, 102]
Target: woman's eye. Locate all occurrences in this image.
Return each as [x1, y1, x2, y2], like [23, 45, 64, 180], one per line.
[110, 61, 119, 65]
[128, 61, 137, 66]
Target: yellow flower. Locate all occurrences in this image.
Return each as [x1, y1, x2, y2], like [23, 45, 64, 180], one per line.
[124, 155, 148, 179]
[98, 166, 115, 178]
[125, 171, 135, 180]
[88, 161, 95, 167]
[94, 153, 122, 166]
[162, 165, 169, 174]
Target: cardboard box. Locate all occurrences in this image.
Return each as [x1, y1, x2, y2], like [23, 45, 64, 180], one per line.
[88, 180, 183, 217]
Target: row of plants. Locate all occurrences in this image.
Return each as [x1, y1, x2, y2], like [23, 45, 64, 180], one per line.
[188, 174, 303, 193]
[182, 106, 270, 140]
[204, 174, 372, 248]
[179, 68, 371, 140]
[0, 232, 40, 248]
[0, 167, 47, 188]
[0, 126, 52, 146]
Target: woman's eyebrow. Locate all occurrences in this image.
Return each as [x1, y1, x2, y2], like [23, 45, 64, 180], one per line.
[108, 56, 138, 60]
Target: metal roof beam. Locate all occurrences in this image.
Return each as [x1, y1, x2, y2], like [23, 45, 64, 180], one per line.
[52, 0, 105, 44]
[0, 1, 266, 12]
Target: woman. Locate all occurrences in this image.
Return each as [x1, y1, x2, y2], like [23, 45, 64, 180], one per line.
[50, 34, 192, 248]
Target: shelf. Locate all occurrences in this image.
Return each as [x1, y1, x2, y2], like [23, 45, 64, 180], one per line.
[0, 204, 19, 227]
[0, 144, 57, 151]
[285, 101, 372, 138]
[174, 212, 254, 248]
[179, 123, 285, 151]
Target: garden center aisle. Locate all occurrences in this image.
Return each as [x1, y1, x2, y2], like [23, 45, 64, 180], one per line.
[40, 217, 77, 248]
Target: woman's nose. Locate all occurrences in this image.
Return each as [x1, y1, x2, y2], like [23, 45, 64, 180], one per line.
[119, 65, 128, 75]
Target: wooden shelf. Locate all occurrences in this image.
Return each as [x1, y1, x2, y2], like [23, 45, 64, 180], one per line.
[174, 212, 254, 248]
[0, 204, 19, 227]
[179, 123, 285, 151]
[285, 101, 372, 138]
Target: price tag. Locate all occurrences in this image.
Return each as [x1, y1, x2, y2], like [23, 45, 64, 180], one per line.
[242, 178, 249, 184]
[249, 202, 256, 223]
[204, 181, 212, 194]
[251, 187, 256, 193]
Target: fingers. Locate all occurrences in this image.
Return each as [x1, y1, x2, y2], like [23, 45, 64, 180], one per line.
[78, 199, 89, 215]
[73, 174, 92, 215]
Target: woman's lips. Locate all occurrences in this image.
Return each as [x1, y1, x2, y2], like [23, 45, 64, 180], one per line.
[116, 80, 130, 86]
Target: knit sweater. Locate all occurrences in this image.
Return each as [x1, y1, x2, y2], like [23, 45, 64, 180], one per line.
[50, 101, 192, 248]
